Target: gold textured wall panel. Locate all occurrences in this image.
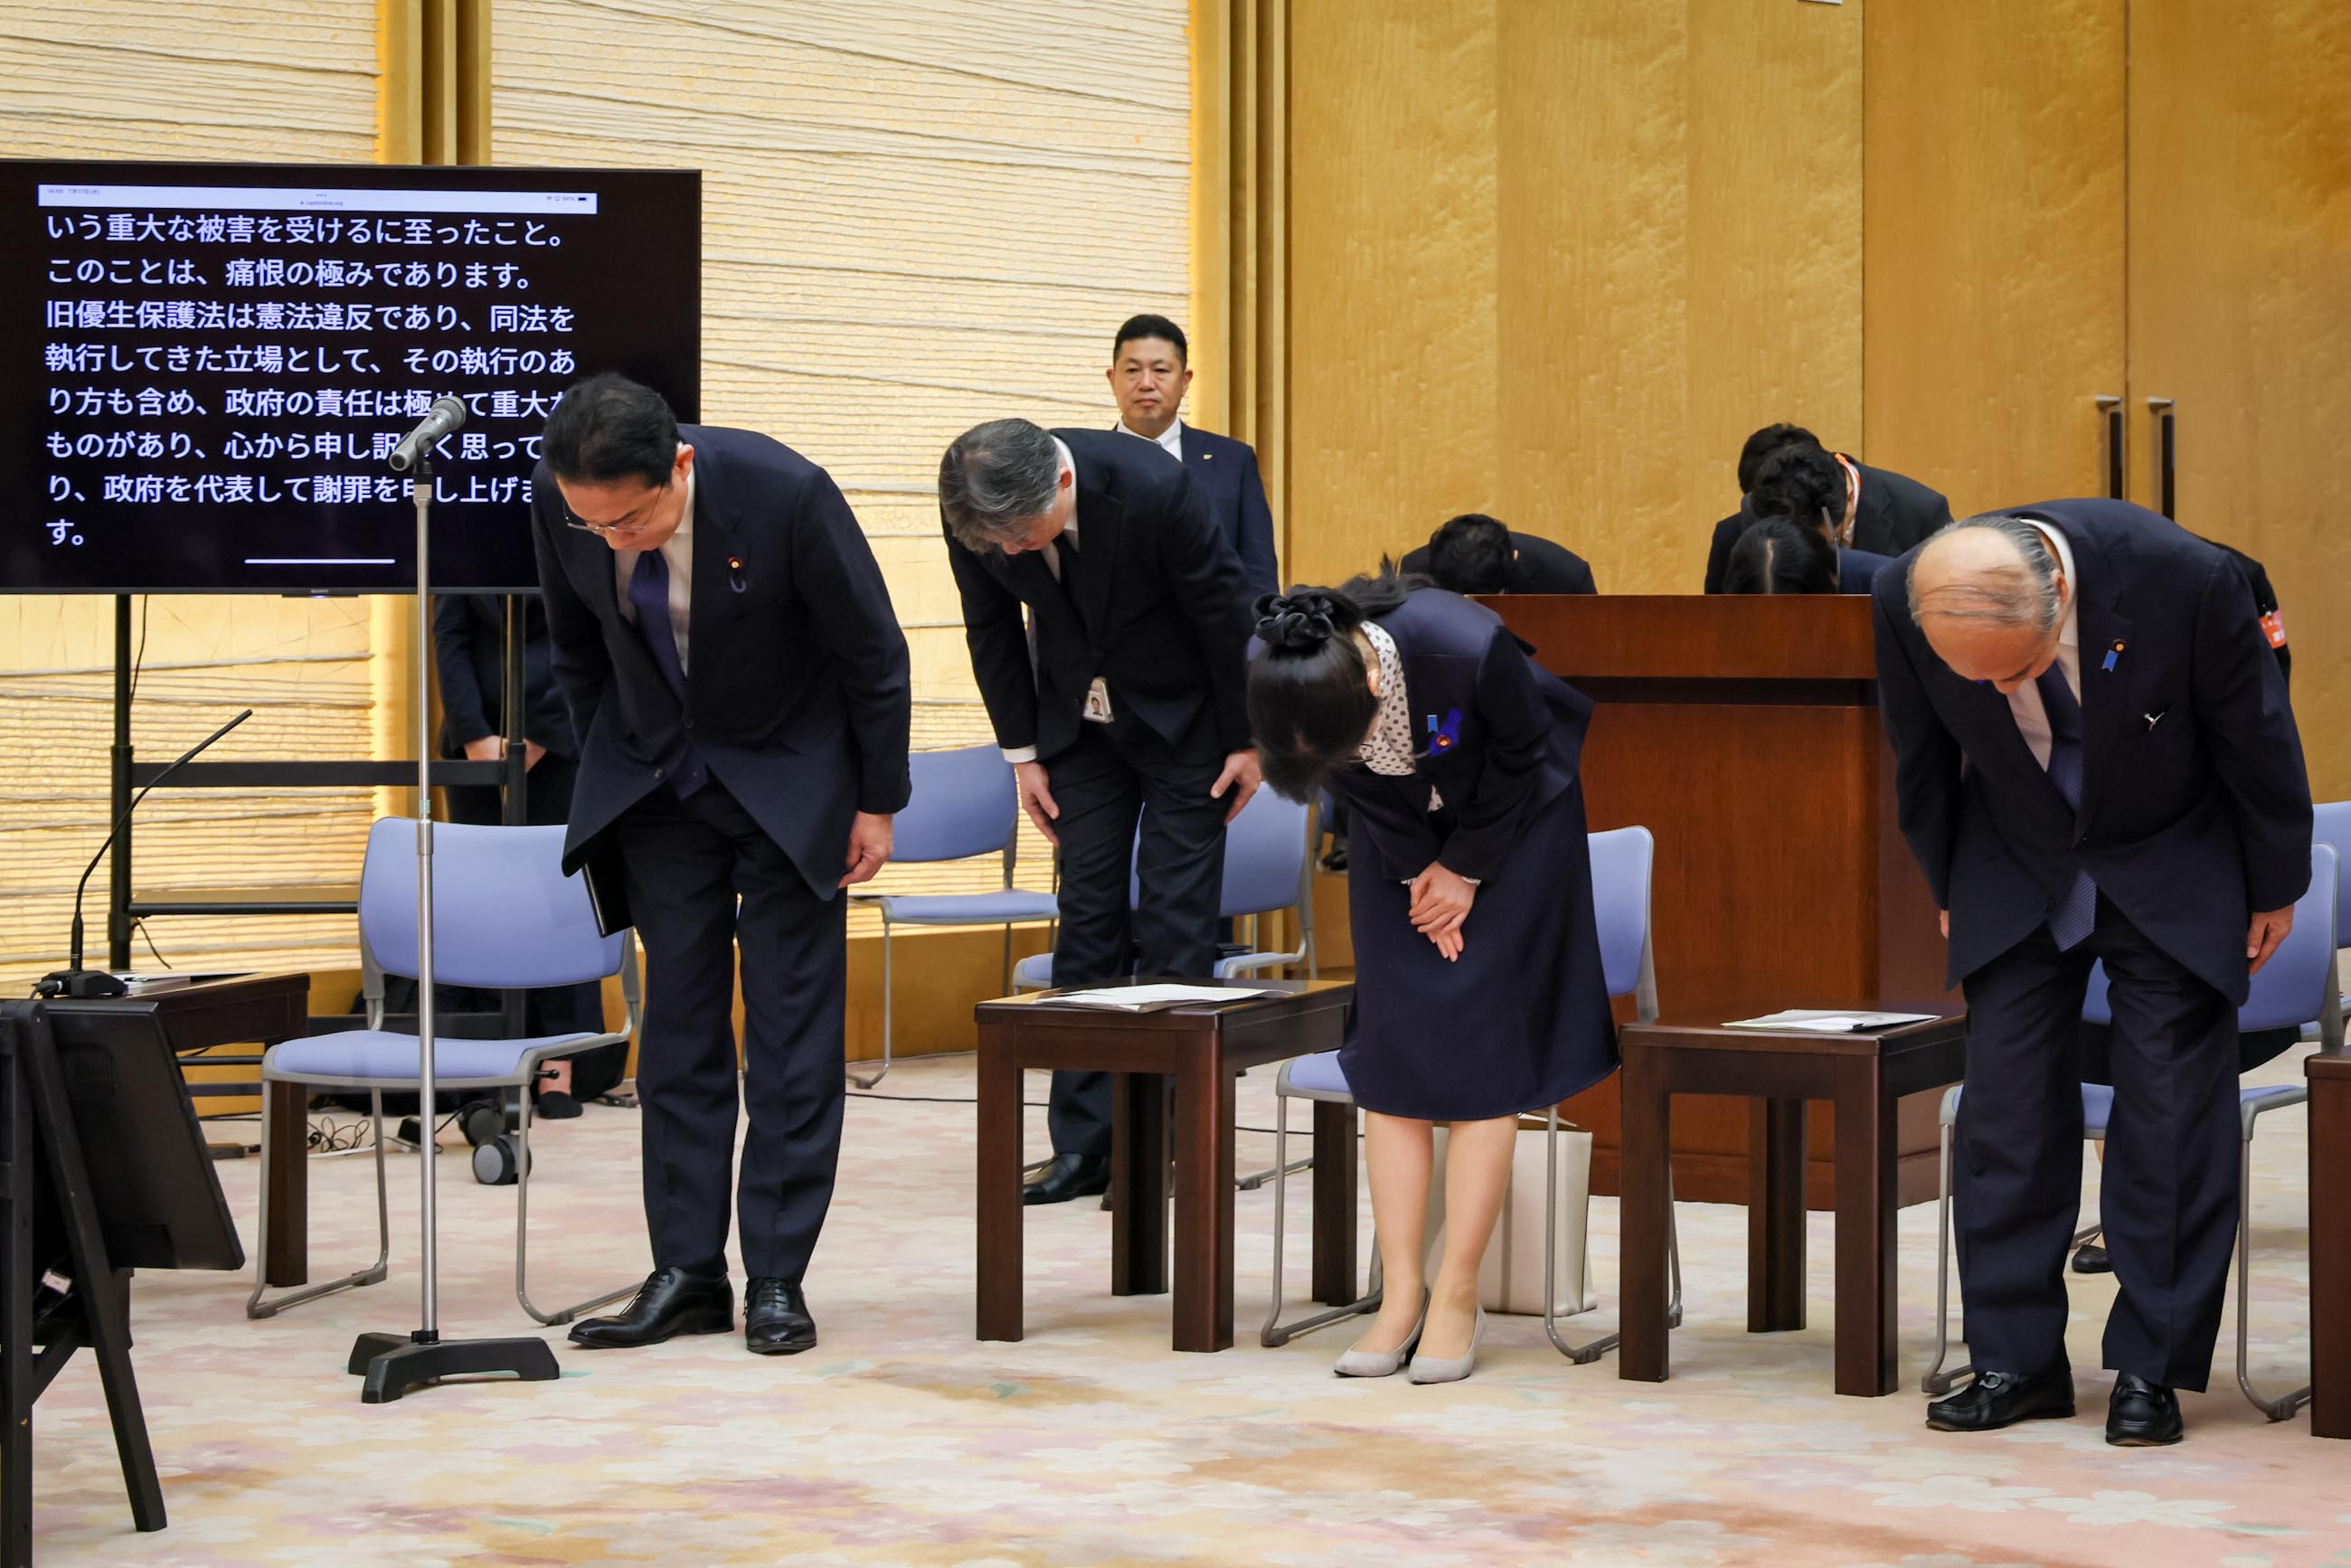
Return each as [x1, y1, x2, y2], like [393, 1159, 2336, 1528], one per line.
[1289, 0, 1861, 595]
[493, 0, 1191, 935]
[0, 2, 382, 995]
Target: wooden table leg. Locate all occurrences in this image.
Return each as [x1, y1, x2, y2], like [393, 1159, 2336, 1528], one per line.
[975, 1023, 1024, 1341]
[1619, 1053, 1673, 1382]
[1110, 1072, 1168, 1296]
[1172, 1032, 1236, 1351]
[1748, 1097, 1808, 1332]
[1310, 1099, 1358, 1306]
[1833, 1064, 1899, 1395]
[262, 1080, 307, 1288]
[2311, 1068, 2351, 1439]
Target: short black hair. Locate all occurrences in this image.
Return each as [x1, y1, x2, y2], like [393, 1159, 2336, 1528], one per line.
[1737, 423, 1821, 494]
[542, 373, 680, 490]
[1424, 514, 1514, 595]
[1723, 517, 1836, 595]
[1750, 442, 1847, 530]
[1112, 313, 1188, 364]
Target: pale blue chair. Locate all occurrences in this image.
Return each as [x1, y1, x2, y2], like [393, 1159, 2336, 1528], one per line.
[2315, 800, 2351, 1016]
[1925, 843, 2343, 1417]
[1260, 825, 1683, 1362]
[849, 746, 1058, 1088]
[248, 819, 643, 1326]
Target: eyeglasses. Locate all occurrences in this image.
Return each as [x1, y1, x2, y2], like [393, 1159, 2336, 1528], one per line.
[561, 483, 669, 537]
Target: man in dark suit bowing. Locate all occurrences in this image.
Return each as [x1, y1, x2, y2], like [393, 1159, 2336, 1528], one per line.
[1874, 503, 2311, 1445]
[1703, 428, 1951, 591]
[940, 417, 1260, 1203]
[1399, 512, 1597, 596]
[1106, 313, 1280, 598]
[532, 373, 911, 1354]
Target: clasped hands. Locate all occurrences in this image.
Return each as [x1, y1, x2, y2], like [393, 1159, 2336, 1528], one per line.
[1410, 861, 1476, 961]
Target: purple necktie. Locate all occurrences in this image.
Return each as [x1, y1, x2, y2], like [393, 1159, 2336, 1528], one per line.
[2035, 663, 2096, 949]
[627, 549, 706, 798]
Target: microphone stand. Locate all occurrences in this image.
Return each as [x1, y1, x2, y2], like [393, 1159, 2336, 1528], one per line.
[347, 443, 561, 1403]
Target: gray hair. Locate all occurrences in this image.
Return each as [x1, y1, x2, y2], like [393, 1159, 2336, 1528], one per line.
[939, 419, 1062, 551]
[1906, 513, 2063, 635]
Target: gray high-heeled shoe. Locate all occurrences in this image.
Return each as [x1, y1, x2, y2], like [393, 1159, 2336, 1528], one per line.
[1407, 1305, 1486, 1384]
[1334, 1296, 1427, 1378]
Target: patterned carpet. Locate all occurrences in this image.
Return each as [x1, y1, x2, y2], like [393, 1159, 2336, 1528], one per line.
[28, 1048, 2349, 1566]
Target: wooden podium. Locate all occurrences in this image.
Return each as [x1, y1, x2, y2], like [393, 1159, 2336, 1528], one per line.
[1492, 594, 1954, 1207]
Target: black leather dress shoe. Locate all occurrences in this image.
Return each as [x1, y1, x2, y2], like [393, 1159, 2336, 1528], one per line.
[1925, 1369, 2076, 1431]
[745, 1277, 817, 1355]
[1023, 1152, 1109, 1205]
[2106, 1373, 2184, 1446]
[2072, 1240, 2113, 1274]
[567, 1267, 733, 1349]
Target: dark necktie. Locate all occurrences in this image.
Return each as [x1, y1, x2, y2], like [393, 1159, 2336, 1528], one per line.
[2035, 661, 2095, 949]
[627, 549, 707, 798]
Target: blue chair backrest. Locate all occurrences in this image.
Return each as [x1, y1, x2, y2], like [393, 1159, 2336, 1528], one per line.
[358, 818, 624, 990]
[1218, 789, 1310, 920]
[1588, 826, 1655, 1002]
[2314, 800, 2351, 943]
[892, 746, 1017, 864]
[2082, 842, 2337, 1031]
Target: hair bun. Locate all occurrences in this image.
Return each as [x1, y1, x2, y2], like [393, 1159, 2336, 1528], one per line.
[1255, 590, 1345, 651]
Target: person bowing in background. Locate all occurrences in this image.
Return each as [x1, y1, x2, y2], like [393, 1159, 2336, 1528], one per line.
[1248, 569, 1619, 1384]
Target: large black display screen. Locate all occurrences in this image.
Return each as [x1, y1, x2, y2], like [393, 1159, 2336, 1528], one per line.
[1, 162, 700, 592]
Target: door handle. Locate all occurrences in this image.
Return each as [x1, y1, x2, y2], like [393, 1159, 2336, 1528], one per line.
[2146, 397, 2176, 519]
[2094, 395, 2124, 501]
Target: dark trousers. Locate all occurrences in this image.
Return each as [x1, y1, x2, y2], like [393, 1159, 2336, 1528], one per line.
[609, 779, 846, 1282]
[1956, 895, 2241, 1390]
[1043, 724, 1228, 1158]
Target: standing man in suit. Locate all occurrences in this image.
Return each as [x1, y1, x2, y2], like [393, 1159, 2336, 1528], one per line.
[1106, 313, 1280, 598]
[1399, 513, 1597, 595]
[940, 417, 1260, 1203]
[1874, 503, 2310, 1445]
[533, 373, 911, 1354]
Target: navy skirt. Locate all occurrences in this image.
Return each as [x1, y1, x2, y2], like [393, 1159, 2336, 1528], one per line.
[1336, 781, 1619, 1120]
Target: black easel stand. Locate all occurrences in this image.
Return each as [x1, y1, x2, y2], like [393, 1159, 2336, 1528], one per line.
[343, 447, 559, 1404]
[0, 1002, 165, 1564]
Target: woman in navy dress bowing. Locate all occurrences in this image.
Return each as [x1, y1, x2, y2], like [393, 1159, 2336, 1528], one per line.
[1250, 570, 1617, 1383]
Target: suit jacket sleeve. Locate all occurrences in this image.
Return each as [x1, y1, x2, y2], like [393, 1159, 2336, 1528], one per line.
[431, 594, 493, 750]
[532, 486, 611, 754]
[944, 509, 1041, 755]
[1871, 580, 1962, 910]
[1234, 447, 1280, 599]
[1153, 466, 1257, 755]
[2192, 553, 2312, 913]
[1703, 514, 1741, 594]
[1436, 629, 1557, 884]
[792, 470, 912, 815]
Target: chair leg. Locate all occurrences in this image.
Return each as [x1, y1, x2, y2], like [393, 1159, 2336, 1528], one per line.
[850, 919, 893, 1090]
[1921, 1115, 1972, 1394]
[1546, 1107, 1683, 1363]
[2234, 1105, 2312, 1421]
[247, 1088, 392, 1319]
[1260, 1100, 1381, 1346]
[514, 1079, 637, 1327]
[1235, 1083, 1311, 1191]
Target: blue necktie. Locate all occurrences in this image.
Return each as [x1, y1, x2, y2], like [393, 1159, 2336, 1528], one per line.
[628, 549, 707, 798]
[2035, 662, 2096, 949]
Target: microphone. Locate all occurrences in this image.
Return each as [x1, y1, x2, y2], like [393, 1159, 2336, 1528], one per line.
[387, 395, 468, 473]
[34, 709, 253, 1000]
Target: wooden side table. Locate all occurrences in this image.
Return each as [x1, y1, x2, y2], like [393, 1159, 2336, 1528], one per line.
[47, 974, 313, 1286]
[1618, 1008, 1967, 1396]
[2310, 1048, 2350, 1439]
[975, 978, 1354, 1352]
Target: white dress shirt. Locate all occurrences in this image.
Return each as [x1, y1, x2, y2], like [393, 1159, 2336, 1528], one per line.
[614, 463, 696, 675]
[1118, 417, 1184, 462]
[2004, 520, 2081, 770]
[1002, 440, 1083, 765]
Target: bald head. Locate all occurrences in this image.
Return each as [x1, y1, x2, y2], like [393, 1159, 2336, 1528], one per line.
[1906, 515, 2070, 694]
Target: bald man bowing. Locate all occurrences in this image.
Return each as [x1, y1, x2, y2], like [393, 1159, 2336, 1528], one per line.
[1874, 501, 2310, 1447]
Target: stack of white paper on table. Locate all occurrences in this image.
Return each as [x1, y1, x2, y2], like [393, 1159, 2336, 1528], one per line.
[1722, 1008, 1940, 1034]
[1044, 984, 1274, 1010]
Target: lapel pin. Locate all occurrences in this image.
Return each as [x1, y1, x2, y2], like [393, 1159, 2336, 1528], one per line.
[2101, 638, 2124, 673]
[727, 555, 748, 593]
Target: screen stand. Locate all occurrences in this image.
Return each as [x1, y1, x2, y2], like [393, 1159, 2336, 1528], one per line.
[345, 450, 558, 1404]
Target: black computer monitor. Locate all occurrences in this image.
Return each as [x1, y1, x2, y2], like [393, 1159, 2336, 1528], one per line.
[39, 1005, 244, 1273]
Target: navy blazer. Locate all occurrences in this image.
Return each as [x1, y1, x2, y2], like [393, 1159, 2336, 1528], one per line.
[949, 427, 1256, 765]
[1399, 530, 1598, 595]
[1327, 589, 1592, 886]
[1872, 497, 2311, 1001]
[533, 424, 913, 901]
[1836, 547, 1893, 595]
[432, 593, 576, 759]
[1176, 424, 1280, 599]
